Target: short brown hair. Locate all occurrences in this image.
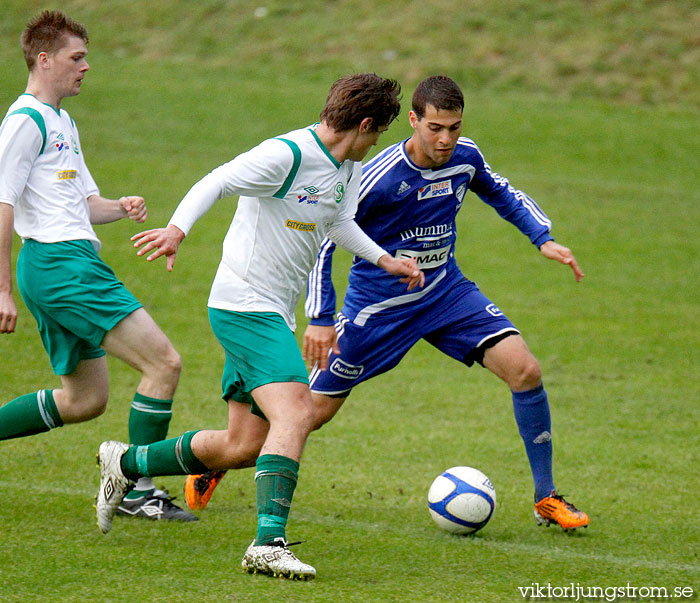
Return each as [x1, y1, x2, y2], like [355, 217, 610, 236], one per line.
[21, 11, 88, 71]
[412, 76, 464, 119]
[320, 73, 401, 132]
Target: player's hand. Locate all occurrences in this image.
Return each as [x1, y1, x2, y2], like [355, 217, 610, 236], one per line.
[303, 324, 340, 371]
[131, 224, 185, 272]
[0, 290, 18, 333]
[120, 196, 148, 223]
[377, 255, 425, 290]
[539, 240, 584, 282]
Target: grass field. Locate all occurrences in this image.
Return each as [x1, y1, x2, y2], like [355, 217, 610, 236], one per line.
[1, 2, 699, 602]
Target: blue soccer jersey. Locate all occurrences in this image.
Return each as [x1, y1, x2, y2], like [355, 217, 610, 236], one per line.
[305, 136, 553, 327]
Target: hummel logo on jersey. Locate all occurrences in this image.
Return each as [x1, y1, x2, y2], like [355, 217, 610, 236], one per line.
[396, 181, 410, 195]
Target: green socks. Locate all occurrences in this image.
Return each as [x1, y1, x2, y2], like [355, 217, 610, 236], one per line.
[255, 454, 299, 545]
[128, 392, 173, 445]
[125, 393, 174, 498]
[0, 390, 63, 441]
[120, 430, 208, 480]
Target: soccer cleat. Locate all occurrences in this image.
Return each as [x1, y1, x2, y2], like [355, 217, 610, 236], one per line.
[534, 491, 589, 531]
[117, 489, 199, 522]
[96, 440, 132, 534]
[185, 470, 227, 510]
[241, 538, 316, 580]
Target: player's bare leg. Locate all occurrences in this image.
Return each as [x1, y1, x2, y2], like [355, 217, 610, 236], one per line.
[100, 308, 196, 522]
[185, 400, 268, 509]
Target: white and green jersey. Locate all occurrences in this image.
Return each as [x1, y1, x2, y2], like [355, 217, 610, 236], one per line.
[169, 125, 386, 330]
[0, 94, 100, 248]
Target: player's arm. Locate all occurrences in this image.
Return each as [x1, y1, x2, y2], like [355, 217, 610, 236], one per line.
[0, 203, 18, 333]
[328, 163, 424, 290]
[303, 238, 340, 369]
[132, 140, 292, 272]
[88, 194, 147, 224]
[0, 114, 42, 333]
[470, 150, 583, 281]
[130, 175, 220, 273]
[539, 240, 584, 281]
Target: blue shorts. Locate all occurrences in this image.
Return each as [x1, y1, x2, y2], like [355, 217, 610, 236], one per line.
[16, 239, 142, 375]
[309, 278, 518, 396]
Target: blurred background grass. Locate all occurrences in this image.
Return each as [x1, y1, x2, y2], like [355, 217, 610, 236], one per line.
[0, 2, 698, 601]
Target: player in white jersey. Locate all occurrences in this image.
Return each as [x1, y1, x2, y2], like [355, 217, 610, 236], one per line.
[95, 73, 424, 579]
[0, 11, 196, 522]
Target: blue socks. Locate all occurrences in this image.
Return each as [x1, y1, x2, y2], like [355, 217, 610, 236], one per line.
[512, 384, 555, 502]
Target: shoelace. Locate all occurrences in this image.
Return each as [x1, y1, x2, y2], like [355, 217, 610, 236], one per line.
[550, 493, 580, 512]
[269, 539, 304, 548]
[194, 471, 223, 494]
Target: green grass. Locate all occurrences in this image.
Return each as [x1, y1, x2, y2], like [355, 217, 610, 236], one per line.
[1, 1, 699, 601]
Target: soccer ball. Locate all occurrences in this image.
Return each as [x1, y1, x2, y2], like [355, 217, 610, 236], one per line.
[427, 466, 496, 534]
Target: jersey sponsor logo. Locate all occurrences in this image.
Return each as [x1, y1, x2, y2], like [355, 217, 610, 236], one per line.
[334, 182, 345, 203]
[485, 303, 504, 317]
[55, 135, 70, 152]
[329, 358, 364, 380]
[285, 219, 316, 232]
[297, 194, 319, 204]
[396, 180, 411, 195]
[56, 170, 77, 180]
[417, 179, 452, 201]
[395, 245, 451, 269]
[399, 223, 452, 242]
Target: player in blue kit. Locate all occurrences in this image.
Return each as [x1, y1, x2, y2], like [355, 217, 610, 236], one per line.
[304, 75, 588, 530]
[186, 76, 589, 531]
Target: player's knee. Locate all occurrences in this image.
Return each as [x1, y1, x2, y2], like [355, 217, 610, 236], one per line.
[62, 389, 108, 422]
[510, 357, 542, 391]
[153, 344, 182, 384]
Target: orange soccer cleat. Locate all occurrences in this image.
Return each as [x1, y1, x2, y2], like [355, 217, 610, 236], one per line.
[534, 491, 589, 531]
[185, 470, 227, 510]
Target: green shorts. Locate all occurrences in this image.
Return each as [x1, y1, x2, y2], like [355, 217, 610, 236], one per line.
[16, 239, 142, 375]
[208, 307, 309, 419]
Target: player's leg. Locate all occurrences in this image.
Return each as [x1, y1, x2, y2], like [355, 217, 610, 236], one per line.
[100, 308, 195, 521]
[0, 356, 108, 440]
[185, 385, 347, 511]
[1, 240, 112, 439]
[482, 334, 588, 529]
[423, 281, 588, 529]
[185, 400, 269, 510]
[241, 381, 316, 580]
[311, 392, 347, 430]
[307, 309, 422, 428]
[481, 335, 553, 495]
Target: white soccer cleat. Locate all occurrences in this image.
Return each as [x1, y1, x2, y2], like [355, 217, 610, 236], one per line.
[96, 440, 131, 534]
[241, 538, 316, 580]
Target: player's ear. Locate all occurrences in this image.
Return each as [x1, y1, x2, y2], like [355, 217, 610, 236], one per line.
[359, 117, 374, 133]
[408, 111, 419, 129]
